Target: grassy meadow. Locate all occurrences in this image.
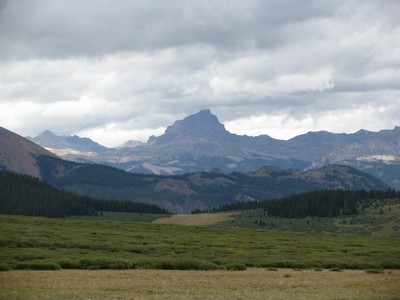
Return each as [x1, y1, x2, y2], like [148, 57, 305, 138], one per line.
[0, 214, 399, 271]
[1, 268, 399, 300]
[1, 209, 400, 299]
[153, 212, 232, 225]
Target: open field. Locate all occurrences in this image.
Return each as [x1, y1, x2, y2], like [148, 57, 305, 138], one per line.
[153, 212, 232, 225]
[1, 268, 399, 299]
[1, 214, 399, 270]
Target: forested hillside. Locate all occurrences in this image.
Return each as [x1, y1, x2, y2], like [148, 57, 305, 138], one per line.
[0, 172, 169, 217]
[214, 189, 400, 218]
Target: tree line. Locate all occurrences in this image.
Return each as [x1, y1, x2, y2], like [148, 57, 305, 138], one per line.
[0, 171, 169, 217]
[212, 189, 399, 218]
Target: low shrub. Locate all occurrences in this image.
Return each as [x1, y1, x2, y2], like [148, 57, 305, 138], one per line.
[14, 254, 45, 261]
[329, 268, 342, 272]
[265, 261, 306, 269]
[314, 268, 323, 271]
[283, 274, 291, 278]
[366, 269, 385, 274]
[0, 263, 11, 271]
[57, 259, 81, 269]
[266, 268, 278, 271]
[15, 262, 61, 270]
[79, 258, 131, 270]
[225, 262, 247, 271]
[196, 261, 218, 271]
[156, 259, 218, 270]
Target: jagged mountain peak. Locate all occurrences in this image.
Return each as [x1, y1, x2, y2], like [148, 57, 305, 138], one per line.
[31, 130, 70, 149]
[170, 109, 226, 133]
[38, 129, 57, 137]
[148, 109, 229, 144]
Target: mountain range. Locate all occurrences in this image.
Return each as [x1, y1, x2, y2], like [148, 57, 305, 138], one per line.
[0, 126, 390, 213]
[28, 109, 400, 189]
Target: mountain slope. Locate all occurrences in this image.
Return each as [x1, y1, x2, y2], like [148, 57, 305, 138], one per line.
[0, 127, 57, 178]
[44, 160, 389, 213]
[0, 171, 169, 217]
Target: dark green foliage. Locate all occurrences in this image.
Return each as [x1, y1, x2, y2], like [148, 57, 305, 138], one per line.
[56, 259, 81, 269]
[155, 259, 218, 271]
[225, 262, 247, 271]
[0, 263, 10, 271]
[79, 258, 132, 270]
[365, 269, 385, 274]
[0, 171, 94, 217]
[0, 171, 169, 217]
[329, 268, 343, 272]
[15, 262, 61, 270]
[215, 189, 399, 218]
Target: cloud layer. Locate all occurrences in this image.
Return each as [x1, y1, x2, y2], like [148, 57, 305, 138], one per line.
[0, 0, 399, 146]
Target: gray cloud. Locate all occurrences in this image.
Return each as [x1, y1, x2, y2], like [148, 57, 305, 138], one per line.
[0, 0, 399, 146]
[0, 0, 343, 59]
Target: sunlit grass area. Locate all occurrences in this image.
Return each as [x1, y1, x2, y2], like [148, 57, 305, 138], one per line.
[153, 212, 232, 225]
[1, 269, 399, 300]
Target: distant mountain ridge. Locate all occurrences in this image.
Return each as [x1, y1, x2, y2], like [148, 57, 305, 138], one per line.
[27, 109, 400, 189]
[27, 130, 109, 160]
[0, 126, 390, 213]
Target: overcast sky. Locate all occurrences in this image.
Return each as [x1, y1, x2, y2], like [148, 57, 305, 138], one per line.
[0, 0, 399, 147]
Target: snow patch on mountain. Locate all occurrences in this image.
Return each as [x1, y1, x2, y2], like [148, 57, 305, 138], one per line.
[356, 155, 400, 164]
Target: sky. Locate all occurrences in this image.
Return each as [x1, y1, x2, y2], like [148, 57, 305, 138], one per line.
[0, 0, 399, 147]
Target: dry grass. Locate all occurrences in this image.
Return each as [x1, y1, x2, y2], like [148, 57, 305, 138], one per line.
[1, 268, 399, 300]
[152, 212, 232, 226]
